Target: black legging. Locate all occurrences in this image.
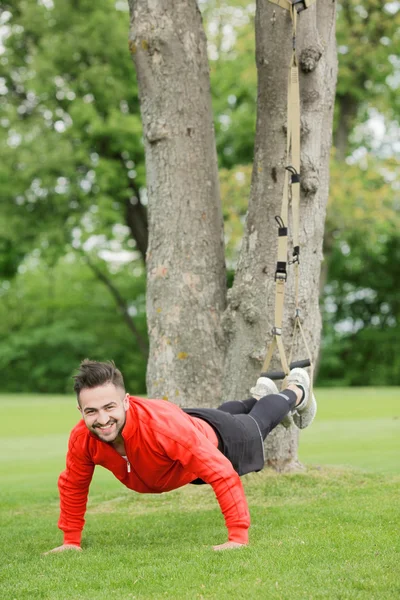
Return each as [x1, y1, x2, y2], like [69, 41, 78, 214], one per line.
[217, 390, 297, 440]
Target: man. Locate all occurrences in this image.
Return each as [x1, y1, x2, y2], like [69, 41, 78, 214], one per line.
[45, 359, 317, 554]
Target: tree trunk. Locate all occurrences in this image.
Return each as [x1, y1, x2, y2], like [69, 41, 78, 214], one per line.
[223, 0, 337, 470]
[128, 0, 226, 406]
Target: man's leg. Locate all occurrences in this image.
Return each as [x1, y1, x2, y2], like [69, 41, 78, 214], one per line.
[248, 368, 317, 439]
[248, 388, 298, 440]
[216, 368, 316, 441]
[217, 398, 257, 415]
[217, 377, 280, 416]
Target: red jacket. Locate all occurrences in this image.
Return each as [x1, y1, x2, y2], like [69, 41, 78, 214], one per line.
[58, 396, 250, 545]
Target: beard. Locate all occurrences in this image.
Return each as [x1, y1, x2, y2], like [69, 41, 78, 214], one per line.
[91, 414, 126, 443]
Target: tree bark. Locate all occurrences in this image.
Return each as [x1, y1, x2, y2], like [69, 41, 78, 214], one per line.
[222, 0, 337, 470]
[128, 0, 227, 406]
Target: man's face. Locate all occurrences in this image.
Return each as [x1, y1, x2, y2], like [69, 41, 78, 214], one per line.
[79, 382, 129, 443]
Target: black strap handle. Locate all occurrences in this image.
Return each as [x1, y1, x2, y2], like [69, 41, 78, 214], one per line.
[260, 359, 311, 380]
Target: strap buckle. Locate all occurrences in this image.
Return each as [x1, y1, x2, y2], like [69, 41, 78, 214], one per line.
[272, 327, 282, 336]
[289, 246, 300, 265]
[285, 165, 300, 184]
[291, 0, 309, 13]
[275, 263, 287, 282]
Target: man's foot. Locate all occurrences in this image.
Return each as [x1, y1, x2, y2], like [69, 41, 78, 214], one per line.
[249, 376, 279, 400]
[286, 368, 317, 429]
[250, 376, 293, 428]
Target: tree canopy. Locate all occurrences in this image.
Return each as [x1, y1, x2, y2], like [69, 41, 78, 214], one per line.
[1, 0, 399, 392]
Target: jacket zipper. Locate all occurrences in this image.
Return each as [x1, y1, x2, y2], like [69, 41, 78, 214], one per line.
[123, 453, 148, 488]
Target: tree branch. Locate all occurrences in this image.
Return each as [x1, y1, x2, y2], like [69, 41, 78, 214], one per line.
[78, 250, 149, 358]
[124, 177, 148, 262]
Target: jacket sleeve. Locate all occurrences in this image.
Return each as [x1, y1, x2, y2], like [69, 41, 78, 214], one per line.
[158, 426, 250, 544]
[58, 432, 95, 546]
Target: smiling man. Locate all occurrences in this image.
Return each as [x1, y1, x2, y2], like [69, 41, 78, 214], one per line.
[45, 359, 316, 554]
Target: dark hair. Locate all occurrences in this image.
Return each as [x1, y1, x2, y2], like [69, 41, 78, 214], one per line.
[73, 359, 125, 398]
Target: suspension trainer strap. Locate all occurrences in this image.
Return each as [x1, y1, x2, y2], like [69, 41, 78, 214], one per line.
[286, 3, 314, 391]
[268, 0, 316, 13]
[263, 0, 314, 380]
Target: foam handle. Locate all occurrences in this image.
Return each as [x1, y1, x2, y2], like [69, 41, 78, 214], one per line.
[260, 359, 311, 380]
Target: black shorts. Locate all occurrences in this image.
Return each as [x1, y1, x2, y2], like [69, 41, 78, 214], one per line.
[183, 408, 265, 477]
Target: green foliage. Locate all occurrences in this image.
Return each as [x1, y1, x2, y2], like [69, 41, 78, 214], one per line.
[0, 255, 147, 393]
[320, 235, 400, 386]
[202, 1, 257, 168]
[0, 0, 143, 271]
[335, 1, 400, 129]
[0, 0, 149, 393]
[219, 164, 252, 265]
[327, 155, 399, 239]
[203, 1, 400, 162]
[319, 155, 400, 385]
[1, 0, 400, 390]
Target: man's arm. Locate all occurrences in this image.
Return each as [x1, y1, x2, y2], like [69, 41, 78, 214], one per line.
[158, 427, 250, 550]
[45, 432, 94, 554]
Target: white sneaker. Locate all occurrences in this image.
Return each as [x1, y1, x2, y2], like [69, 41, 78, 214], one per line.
[286, 368, 317, 429]
[249, 376, 279, 400]
[250, 377, 293, 428]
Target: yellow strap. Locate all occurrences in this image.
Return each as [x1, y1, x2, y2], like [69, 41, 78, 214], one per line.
[289, 61, 301, 310]
[296, 316, 314, 401]
[263, 0, 315, 380]
[276, 335, 290, 375]
[263, 8, 297, 377]
[268, 0, 317, 12]
[262, 338, 276, 373]
[262, 333, 290, 376]
[268, 0, 292, 10]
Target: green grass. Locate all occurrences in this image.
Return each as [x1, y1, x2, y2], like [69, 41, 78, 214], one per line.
[299, 387, 400, 474]
[1, 389, 399, 599]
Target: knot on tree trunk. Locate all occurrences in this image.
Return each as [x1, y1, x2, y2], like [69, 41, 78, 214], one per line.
[303, 89, 321, 107]
[284, 116, 311, 139]
[249, 348, 265, 364]
[221, 305, 237, 343]
[242, 302, 259, 325]
[227, 287, 241, 311]
[300, 43, 323, 73]
[300, 116, 311, 139]
[300, 162, 319, 196]
[145, 120, 169, 143]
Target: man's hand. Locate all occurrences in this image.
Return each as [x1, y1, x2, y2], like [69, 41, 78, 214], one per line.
[213, 541, 246, 551]
[43, 544, 82, 555]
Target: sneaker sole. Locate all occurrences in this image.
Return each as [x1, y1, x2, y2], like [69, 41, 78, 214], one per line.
[286, 368, 317, 429]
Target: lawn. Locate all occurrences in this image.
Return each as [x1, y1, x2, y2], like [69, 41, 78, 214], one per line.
[299, 387, 400, 474]
[1, 389, 399, 599]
